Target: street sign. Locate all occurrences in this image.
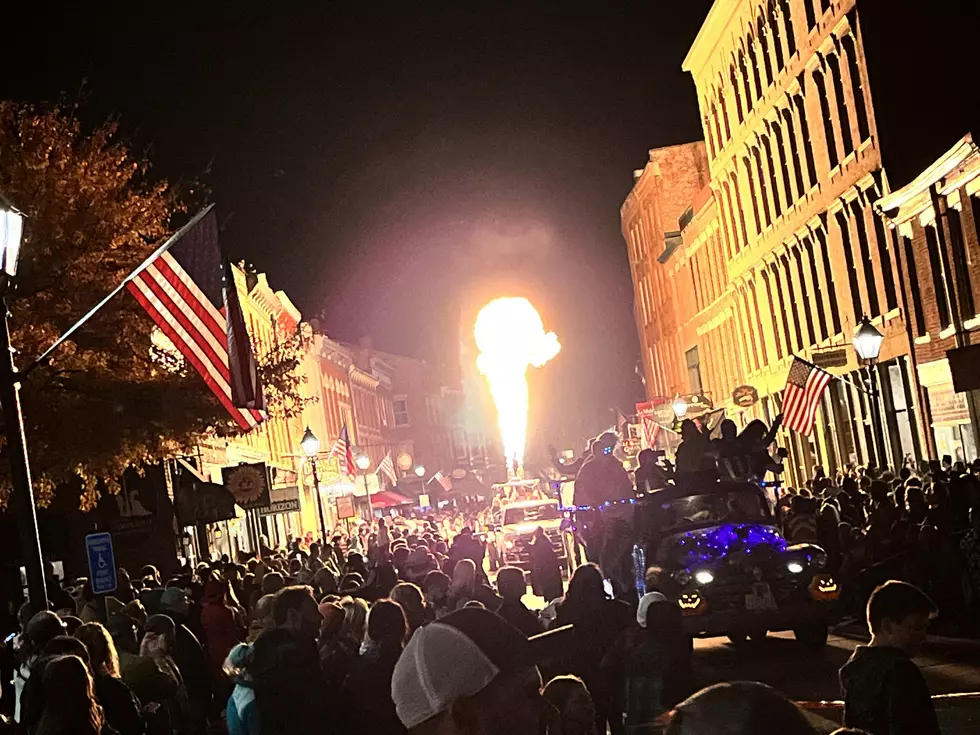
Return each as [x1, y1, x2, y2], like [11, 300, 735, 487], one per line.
[336, 494, 356, 519]
[258, 485, 301, 517]
[85, 532, 117, 595]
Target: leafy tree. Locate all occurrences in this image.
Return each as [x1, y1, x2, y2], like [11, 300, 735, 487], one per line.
[0, 100, 306, 510]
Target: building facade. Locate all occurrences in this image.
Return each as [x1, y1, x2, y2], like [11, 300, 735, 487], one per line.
[625, 0, 936, 484]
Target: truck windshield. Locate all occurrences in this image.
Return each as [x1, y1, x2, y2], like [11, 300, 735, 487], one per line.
[503, 504, 561, 526]
[656, 491, 769, 532]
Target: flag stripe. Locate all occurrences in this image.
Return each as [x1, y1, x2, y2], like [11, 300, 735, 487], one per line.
[138, 266, 230, 380]
[153, 255, 226, 345]
[159, 250, 225, 327]
[126, 279, 259, 430]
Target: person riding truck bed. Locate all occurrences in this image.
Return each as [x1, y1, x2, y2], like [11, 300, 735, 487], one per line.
[573, 432, 633, 507]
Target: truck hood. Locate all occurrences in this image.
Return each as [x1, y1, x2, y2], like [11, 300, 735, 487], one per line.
[504, 519, 562, 536]
[659, 522, 788, 568]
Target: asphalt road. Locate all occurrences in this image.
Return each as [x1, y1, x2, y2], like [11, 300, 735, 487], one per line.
[691, 629, 980, 733]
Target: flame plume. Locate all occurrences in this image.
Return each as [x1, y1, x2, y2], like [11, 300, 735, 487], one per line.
[474, 297, 560, 473]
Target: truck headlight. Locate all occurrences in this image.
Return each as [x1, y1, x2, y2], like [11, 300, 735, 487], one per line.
[694, 570, 714, 585]
[787, 561, 804, 574]
[505, 540, 515, 550]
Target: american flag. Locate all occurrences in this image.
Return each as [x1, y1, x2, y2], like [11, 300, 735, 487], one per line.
[330, 425, 355, 477]
[377, 451, 397, 485]
[781, 358, 833, 436]
[125, 206, 265, 431]
[432, 471, 452, 491]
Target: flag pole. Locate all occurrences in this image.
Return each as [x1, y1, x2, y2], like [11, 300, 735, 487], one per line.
[792, 354, 872, 397]
[22, 204, 215, 380]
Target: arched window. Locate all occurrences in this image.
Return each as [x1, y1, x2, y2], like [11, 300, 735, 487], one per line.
[719, 76, 731, 139]
[752, 146, 773, 227]
[779, 0, 797, 56]
[781, 107, 805, 198]
[813, 67, 839, 169]
[758, 17, 774, 87]
[768, 1, 785, 71]
[738, 49, 753, 112]
[730, 63, 745, 123]
[841, 31, 870, 143]
[731, 170, 749, 248]
[827, 53, 854, 155]
[748, 32, 764, 102]
[761, 134, 783, 218]
[743, 156, 763, 234]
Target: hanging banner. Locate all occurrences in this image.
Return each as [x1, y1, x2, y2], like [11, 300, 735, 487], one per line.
[222, 463, 271, 510]
[257, 485, 301, 517]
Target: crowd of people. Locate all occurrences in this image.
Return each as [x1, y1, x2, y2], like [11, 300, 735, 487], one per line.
[0, 421, 972, 734]
[0, 514, 950, 735]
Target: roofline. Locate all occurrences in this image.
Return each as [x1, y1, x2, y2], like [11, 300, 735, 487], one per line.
[876, 133, 978, 218]
[682, 0, 741, 76]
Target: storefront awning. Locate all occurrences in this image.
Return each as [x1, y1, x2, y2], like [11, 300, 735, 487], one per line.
[370, 490, 414, 508]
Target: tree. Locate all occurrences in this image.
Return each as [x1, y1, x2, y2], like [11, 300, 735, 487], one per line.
[0, 100, 306, 510]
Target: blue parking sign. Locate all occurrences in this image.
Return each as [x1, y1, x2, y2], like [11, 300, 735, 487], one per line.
[85, 532, 117, 595]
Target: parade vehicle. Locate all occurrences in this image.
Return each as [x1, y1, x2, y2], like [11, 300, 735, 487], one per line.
[627, 476, 839, 648]
[491, 497, 575, 572]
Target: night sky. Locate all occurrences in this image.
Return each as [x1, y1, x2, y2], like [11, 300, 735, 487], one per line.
[2, 2, 713, 451]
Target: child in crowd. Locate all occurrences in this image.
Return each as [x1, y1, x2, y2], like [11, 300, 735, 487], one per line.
[839, 580, 940, 735]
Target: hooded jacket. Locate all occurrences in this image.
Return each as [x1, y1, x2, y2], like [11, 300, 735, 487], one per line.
[839, 645, 940, 735]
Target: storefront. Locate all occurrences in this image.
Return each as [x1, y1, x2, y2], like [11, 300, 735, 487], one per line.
[919, 359, 977, 463]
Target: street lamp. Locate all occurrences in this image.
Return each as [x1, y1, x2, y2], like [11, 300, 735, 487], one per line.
[301, 427, 328, 544]
[0, 201, 47, 611]
[672, 398, 688, 419]
[355, 454, 372, 519]
[414, 465, 425, 477]
[853, 317, 888, 469]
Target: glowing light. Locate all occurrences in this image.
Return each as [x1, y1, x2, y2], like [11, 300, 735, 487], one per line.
[475, 297, 560, 472]
[787, 561, 804, 574]
[694, 570, 714, 585]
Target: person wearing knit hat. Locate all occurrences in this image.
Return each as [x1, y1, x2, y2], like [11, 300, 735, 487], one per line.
[391, 606, 572, 734]
[636, 591, 667, 628]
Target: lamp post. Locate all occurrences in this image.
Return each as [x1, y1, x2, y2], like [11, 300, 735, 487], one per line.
[0, 203, 48, 611]
[672, 397, 688, 420]
[853, 316, 888, 469]
[355, 454, 372, 519]
[301, 427, 328, 544]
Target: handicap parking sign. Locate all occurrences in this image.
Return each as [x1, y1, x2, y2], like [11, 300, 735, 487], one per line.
[85, 532, 117, 595]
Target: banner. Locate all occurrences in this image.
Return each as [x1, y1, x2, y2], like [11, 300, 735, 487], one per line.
[257, 485, 301, 517]
[222, 463, 272, 510]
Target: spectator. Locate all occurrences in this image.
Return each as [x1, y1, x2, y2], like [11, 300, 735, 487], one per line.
[390, 582, 428, 635]
[271, 586, 321, 642]
[75, 622, 144, 735]
[343, 599, 408, 734]
[223, 643, 258, 735]
[200, 579, 246, 681]
[14, 611, 65, 723]
[249, 627, 322, 735]
[495, 567, 543, 637]
[665, 681, 817, 735]
[529, 527, 564, 603]
[446, 559, 500, 611]
[839, 580, 940, 735]
[601, 598, 697, 731]
[33, 655, 106, 735]
[140, 615, 190, 735]
[422, 571, 452, 619]
[554, 564, 632, 735]
[542, 675, 596, 735]
[391, 607, 564, 734]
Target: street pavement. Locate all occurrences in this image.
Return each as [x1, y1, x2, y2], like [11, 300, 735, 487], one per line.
[691, 629, 980, 733]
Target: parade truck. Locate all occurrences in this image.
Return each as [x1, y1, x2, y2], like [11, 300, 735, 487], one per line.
[624, 477, 839, 648]
[491, 497, 575, 574]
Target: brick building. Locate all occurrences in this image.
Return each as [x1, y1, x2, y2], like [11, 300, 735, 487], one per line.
[623, 0, 973, 483]
[877, 136, 980, 461]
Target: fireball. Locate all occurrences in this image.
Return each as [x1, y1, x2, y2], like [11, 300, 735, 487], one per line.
[474, 297, 560, 473]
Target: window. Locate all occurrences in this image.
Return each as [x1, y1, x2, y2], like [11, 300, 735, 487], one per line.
[782, 108, 805, 199]
[814, 69, 838, 169]
[924, 225, 952, 329]
[686, 346, 703, 395]
[901, 233, 926, 337]
[793, 94, 816, 188]
[851, 200, 880, 317]
[827, 54, 854, 156]
[836, 211, 863, 322]
[841, 31, 870, 143]
[743, 157, 763, 234]
[816, 225, 842, 334]
[393, 397, 410, 427]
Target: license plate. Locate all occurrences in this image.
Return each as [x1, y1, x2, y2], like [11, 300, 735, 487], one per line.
[745, 582, 778, 611]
